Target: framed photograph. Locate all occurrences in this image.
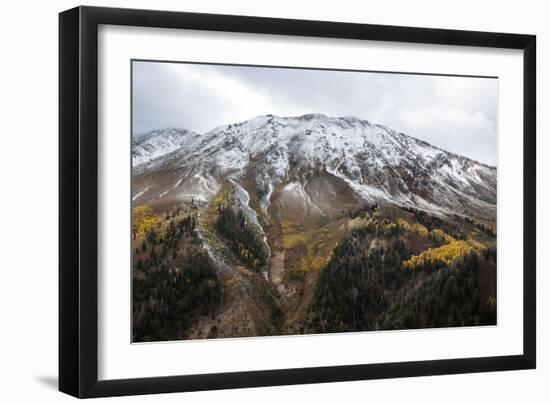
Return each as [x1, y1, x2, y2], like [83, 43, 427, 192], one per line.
[59, 6, 536, 398]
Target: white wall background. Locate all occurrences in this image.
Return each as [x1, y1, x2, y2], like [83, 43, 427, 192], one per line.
[0, 0, 546, 402]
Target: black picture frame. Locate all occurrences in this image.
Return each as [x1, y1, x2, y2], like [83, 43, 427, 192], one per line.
[59, 5, 536, 398]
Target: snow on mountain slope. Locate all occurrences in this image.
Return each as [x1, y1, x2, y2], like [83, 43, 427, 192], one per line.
[132, 128, 201, 167]
[132, 114, 497, 221]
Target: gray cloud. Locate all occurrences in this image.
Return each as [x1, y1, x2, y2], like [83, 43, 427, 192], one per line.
[132, 61, 497, 165]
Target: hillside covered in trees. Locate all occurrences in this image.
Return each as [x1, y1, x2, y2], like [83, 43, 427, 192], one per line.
[132, 189, 496, 341]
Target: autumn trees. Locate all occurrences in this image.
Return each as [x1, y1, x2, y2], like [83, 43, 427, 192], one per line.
[307, 207, 496, 334]
[132, 207, 221, 342]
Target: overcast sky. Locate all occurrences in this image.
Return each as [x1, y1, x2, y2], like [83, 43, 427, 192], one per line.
[132, 61, 497, 165]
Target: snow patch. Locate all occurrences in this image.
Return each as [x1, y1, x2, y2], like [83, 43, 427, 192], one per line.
[132, 186, 148, 201]
[229, 179, 271, 257]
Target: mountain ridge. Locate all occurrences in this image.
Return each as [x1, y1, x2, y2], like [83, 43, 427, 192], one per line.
[132, 114, 497, 222]
[133, 114, 496, 169]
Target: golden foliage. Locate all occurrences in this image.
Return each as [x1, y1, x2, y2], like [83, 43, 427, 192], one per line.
[348, 217, 370, 229]
[236, 265, 253, 277]
[300, 227, 332, 272]
[383, 222, 400, 232]
[300, 254, 329, 272]
[221, 273, 237, 288]
[411, 222, 429, 236]
[132, 205, 161, 236]
[281, 220, 296, 233]
[404, 239, 483, 269]
[282, 220, 306, 249]
[282, 220, 334, 272]
[465, 238, 485, 251]
[283, 233, 307, 249]
[395, 217, 427, 236]
[429, 228, 456, 243]
[396, 218, 411, 230]
[212, 190, 230, 207]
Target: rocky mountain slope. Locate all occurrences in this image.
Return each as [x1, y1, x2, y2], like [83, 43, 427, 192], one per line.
[132, 114, 496, 222]
[132, 128, 200, 167]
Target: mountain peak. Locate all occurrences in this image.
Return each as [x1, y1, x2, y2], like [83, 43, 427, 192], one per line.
[297, 112, 329, 120]
[132, 113, 496, 221]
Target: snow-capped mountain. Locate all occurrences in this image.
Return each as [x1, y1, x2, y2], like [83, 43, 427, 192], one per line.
[132, 128, 200, 167]
[132, 114, 496, 221]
